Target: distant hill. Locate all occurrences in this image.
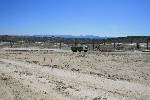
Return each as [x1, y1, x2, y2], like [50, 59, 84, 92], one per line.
[105, 36, 150, 43]
[0, 35, 149, 44]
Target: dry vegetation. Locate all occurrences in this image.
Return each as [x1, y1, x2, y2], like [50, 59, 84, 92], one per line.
[0, 48, 150, 100]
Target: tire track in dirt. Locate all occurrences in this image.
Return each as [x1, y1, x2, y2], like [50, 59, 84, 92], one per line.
[0, 58, 150, 100]
[0, 59, 71, 100]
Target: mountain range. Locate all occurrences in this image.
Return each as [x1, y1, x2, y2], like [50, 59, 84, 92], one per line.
[34, 35, 108, 39]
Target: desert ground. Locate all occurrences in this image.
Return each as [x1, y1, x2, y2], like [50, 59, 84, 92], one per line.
[0, 48, 150, 100]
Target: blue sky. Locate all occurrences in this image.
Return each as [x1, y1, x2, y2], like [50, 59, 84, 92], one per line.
[0, 0, 150, 37]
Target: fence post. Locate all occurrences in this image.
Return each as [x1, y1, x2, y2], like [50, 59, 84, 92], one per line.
[59, 40, 61, 49]
[74, 39, 77, 46]
[92, 39, 95, 50]
[103, 40, 106, 45]
[10, 41, 13, 48]
[147, 40, 149, 50]
[131, 40, 133, 44]
[44, 57, 45, 62]
[136, 42, 140, 49]
[113, 41, 116, 48]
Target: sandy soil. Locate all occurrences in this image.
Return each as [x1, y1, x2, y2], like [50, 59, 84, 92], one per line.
[0, 48, 150, 100]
